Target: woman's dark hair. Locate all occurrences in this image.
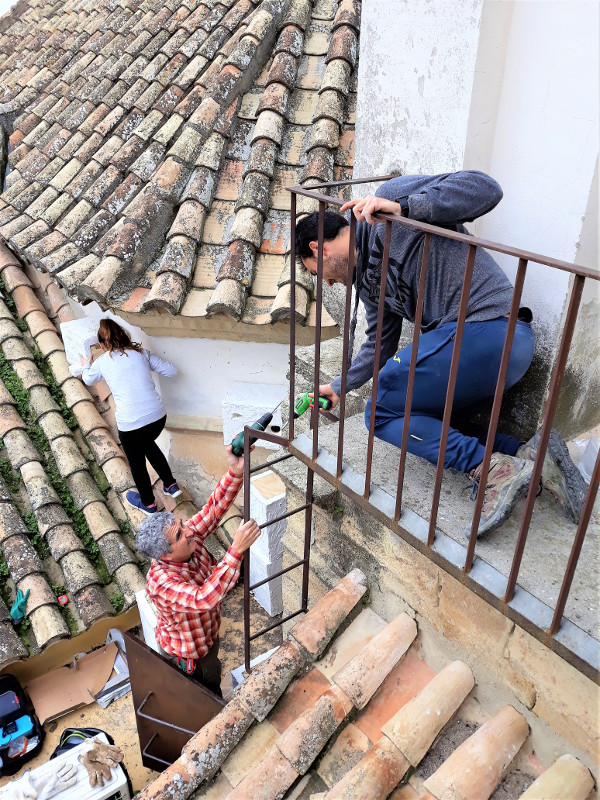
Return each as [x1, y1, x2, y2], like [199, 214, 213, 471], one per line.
[294, 211, 349, 260]
[97, 318, 143, 356]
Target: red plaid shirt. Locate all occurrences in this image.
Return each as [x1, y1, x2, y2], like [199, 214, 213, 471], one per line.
[146, 470, 243, 659]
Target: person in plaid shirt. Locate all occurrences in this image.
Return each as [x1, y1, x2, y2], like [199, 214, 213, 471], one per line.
[136, 445, 260, 696]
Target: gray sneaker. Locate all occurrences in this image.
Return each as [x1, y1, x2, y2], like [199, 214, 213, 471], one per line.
[517, 428, 586, 524]
[466, 454, 534, 538]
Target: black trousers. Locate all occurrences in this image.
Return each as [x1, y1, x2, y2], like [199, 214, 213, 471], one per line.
[118, 416, 175, 506]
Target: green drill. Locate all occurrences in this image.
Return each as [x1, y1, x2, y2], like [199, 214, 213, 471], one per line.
[229, 400, 284, 456]
[293, 392, 332, 418]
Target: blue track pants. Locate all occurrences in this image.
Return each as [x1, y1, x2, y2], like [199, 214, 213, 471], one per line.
[364, 318, 535, 474]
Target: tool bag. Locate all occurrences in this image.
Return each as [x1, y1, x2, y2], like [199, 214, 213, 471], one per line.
[50, 727, 111, 759]
[0, 674, 44, 777]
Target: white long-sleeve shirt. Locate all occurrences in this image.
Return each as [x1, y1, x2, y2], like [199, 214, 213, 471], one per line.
[81, 349, 176, 432]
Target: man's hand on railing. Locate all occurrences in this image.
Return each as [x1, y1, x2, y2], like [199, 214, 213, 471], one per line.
[232, 519, 261, 553]
[341, 195, 402, 225]
[310, 384, 340, 410]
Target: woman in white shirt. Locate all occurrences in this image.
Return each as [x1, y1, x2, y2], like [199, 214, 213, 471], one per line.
[81, 318, 180, 515]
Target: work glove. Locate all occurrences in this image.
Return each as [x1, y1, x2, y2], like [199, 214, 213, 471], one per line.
[10, 589, 30, 624]
[5, 772, 37, 800]
[31, 763, 78, 800]
[78, 738, 124, 788]
[6, 764, 77, 800]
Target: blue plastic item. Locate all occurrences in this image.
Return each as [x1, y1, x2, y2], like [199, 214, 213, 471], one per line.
[0, 715, 34, 746]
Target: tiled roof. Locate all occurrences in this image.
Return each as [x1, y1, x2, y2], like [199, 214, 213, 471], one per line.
[134, 569, 595, 800]
[0, 0, 357, 326]
[0, 242, 203, 666]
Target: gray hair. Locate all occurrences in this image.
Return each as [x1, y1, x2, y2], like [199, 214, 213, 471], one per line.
[136, 512, 175, 559]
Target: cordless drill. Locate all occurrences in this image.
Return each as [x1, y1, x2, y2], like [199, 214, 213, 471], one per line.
[293, 392, 332, 418]
[230, 412, 274, 456]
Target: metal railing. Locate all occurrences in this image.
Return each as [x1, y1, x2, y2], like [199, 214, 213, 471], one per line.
[241, 174, 600, 679]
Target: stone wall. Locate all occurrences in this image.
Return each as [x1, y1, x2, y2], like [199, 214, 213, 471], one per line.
[274, 468, 600, 782]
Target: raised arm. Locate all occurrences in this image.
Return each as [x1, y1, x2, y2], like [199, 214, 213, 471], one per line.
[186, 468, 243, 542]
[380, 170, 503, 225]
[147, 351, 177, 377]
[343, 171, 503, 228]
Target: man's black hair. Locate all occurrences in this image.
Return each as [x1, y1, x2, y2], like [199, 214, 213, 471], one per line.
[294, 211, 349, 260]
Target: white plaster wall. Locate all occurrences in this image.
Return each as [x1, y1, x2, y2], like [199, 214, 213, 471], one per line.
[466, 0, 599, 326]
[150, 336, 290, 421]
[354, 0, 484, 188]
[354, 1, 598, 319]
[68, 299, 290, 424]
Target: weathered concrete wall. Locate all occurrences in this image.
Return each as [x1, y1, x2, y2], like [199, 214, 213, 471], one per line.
[275, 470, 600, 780]
[353, 0, 599, 437]
[354, 0, 485, 180]
[555, 162, 600, 437]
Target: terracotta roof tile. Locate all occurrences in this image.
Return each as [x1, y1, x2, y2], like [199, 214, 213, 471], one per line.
[0, 0, 354, 329]
[20, 229, 64, 264]
[140, 270, 188, 312]
[423, 707, 529, 799]
[520, 755, 593, 800]
[276, 26, 305, 59]
[71, 209, 115, 251]
[62, 161, 102, 199]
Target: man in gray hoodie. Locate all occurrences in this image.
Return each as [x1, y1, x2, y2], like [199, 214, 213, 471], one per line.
[295, 171, 585, 537]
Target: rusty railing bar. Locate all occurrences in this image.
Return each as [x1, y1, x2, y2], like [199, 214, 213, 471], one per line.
[289, 191, 297, 444]
[336, 212, 356, 479]
[427, 243, 477, 546]
[258, 503, 311, 530]
[243, 428, 289, 447]
[142, 734, 172, 767]
[364, 219, 392, 500]
[286, 174, 397, 191]
[464, 258, 528, 571]
[549, 449, 600, 635]
[505, 274, 586, 602]
[249, 558, 307, 591]
[287, 186, 598, 280]
[249, 453, 294, 474]
[137, 692, 197, 735]
[301, 466, 314, 610]
[394, 232, 431, 519]
[311, 202, 326, 461]
[249, 608, 305, 642]
[243, 424, 252, 672]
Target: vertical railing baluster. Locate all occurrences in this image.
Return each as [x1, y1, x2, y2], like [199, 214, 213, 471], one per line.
[301, 466, 314, 611]
[549, 449, 600, 635]
[464, 258, 528, 571]
[364, 220, 392, 499]
[336, 213, 356, 479]
[312, 202, 326, 461]
[243, 424, 252, 673]
[395, 232, 431, 520]
[427, 243, 476, 546]
[505, 274, 585, 603]
[289, 192, 297, 444]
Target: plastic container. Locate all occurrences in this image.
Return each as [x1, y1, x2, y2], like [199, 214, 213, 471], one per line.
[578, 436, 599, 484]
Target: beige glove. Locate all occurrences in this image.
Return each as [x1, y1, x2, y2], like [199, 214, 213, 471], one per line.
[78, 738, 124, 788]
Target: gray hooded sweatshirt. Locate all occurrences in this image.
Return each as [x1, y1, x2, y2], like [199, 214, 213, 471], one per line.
[330, 171, 514, 397]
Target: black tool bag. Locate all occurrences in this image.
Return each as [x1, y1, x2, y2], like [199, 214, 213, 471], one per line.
[50, 727, 111, 759]
[0, 673, 44, 777]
